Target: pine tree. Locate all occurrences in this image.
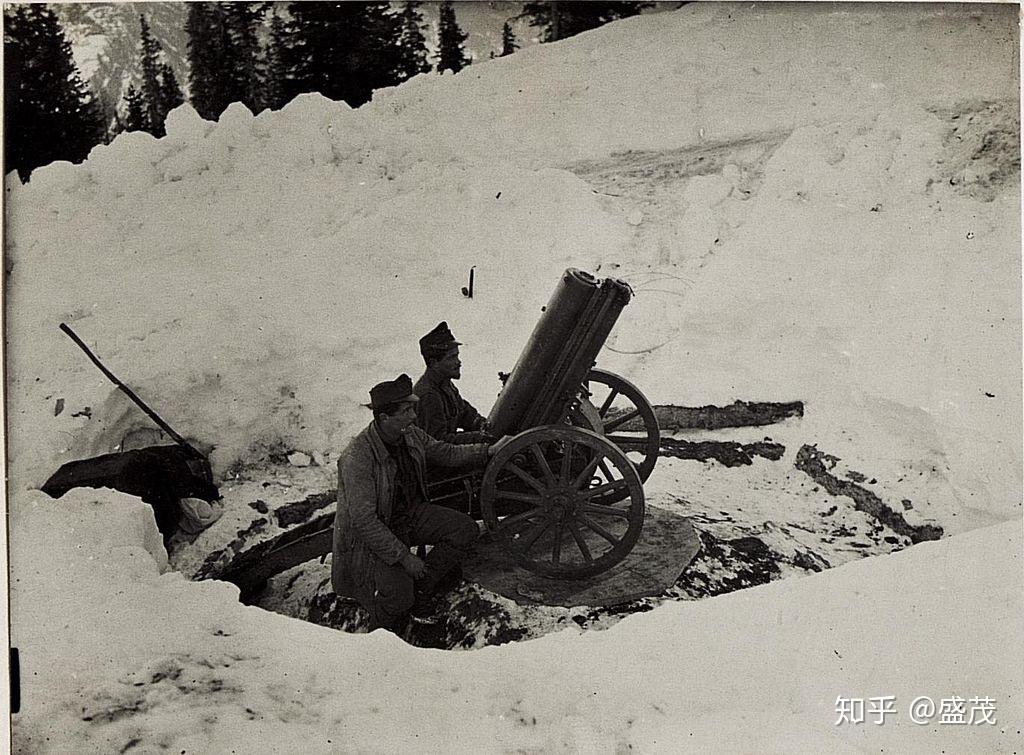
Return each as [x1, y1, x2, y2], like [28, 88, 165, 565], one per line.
[3, 4, 105, 181]
[361, 3, 404, 95]
[138, 15, 166, 135]
[436, 1, 470, 74]
[284, 2, 360, 104]
[222, 2, 263, 112]
[186, 2, 232, 120]
[522, 1, 651, 42]
[394, 1, 431, 83]
[500, 20, 519, 56]
[283, 2, 402, 107]
[159, 63, 185, 117]
[123, 84, 148, 132]
[258, 7, 289, 110]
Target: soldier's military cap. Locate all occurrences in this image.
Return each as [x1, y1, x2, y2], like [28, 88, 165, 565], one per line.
[367, 373, 419, 409]
[419, 321, 462, 359]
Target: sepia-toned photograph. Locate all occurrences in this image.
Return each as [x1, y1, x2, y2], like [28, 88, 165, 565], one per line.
[4, 1, 1021, 751]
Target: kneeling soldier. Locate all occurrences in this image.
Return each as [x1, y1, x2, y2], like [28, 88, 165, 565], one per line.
[332, 373, 501, 635]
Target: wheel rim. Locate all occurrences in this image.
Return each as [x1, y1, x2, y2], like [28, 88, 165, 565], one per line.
[480, 425, 645, 579]
[568, 368, 659, 502]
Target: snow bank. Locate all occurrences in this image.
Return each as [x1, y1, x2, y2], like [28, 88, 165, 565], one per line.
[624, 108, 1021, 526]
[10, 489, 1022, 752]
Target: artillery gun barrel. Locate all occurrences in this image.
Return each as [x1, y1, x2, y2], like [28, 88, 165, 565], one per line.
[487, 269, 632, 436]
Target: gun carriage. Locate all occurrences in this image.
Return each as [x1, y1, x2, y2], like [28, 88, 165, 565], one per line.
[453, 268, 660, 578]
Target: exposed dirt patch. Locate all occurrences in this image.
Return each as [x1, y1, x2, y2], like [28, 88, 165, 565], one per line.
[674, 530, 780, 598]
[306, 581, 538, 649]
[443, 591, 532, 649]
[304, 574, 664, 650]
[307, 580, 362, 631]
[794, 444, 943, 544]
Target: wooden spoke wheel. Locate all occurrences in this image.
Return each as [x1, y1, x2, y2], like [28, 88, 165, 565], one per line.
[569, 368, 660, 503]
[480, 425, 645, 579]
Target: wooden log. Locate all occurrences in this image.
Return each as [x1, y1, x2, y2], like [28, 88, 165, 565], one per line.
[607, 400, 804, 432]
[206, 512, 334, 603]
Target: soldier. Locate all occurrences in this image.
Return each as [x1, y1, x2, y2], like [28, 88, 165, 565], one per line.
[331, 373, 503, 636]
[414, 321, 491, 444]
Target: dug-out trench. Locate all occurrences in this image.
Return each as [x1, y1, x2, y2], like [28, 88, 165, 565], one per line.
[187, 400, 943, 650]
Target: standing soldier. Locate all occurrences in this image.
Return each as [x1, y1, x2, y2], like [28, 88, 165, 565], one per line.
[414, 321, 491, 444]
[332, 373, 502, 636]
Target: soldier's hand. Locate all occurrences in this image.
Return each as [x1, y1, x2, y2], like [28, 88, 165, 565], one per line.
[400, 551, 428, 579]
[488, 435, 514, 457]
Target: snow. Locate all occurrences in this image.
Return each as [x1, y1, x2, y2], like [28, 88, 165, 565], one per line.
[9, 490, 1023, 752]
[5, 2, 1021, 751]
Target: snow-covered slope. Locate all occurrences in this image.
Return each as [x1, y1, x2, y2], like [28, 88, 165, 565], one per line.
[6, 3, 1021, 751]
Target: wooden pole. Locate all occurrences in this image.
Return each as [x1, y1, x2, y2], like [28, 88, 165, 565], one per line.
[59, 322, 198, 455]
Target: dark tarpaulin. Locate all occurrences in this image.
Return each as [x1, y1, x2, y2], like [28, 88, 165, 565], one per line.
[41, 445, 219, 541]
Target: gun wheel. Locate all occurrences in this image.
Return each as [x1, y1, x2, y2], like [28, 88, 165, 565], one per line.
[568, 368, 660, 503]
[480, 425, 644, 579]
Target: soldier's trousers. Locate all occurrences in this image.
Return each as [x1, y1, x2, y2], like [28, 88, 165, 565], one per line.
[356, 502, 478, 633]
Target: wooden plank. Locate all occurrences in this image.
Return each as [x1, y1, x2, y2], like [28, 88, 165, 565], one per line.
[209, 512, 334, 602]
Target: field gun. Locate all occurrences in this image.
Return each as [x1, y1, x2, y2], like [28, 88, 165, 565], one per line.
[214, 268, 661, 598]
[474, 268, 660, 578]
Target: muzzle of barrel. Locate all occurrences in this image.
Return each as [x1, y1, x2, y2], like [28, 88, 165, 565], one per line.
[487, 268, 632, 437]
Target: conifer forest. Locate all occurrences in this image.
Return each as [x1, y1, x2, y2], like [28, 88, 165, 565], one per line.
[3, 2, 652, 182]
